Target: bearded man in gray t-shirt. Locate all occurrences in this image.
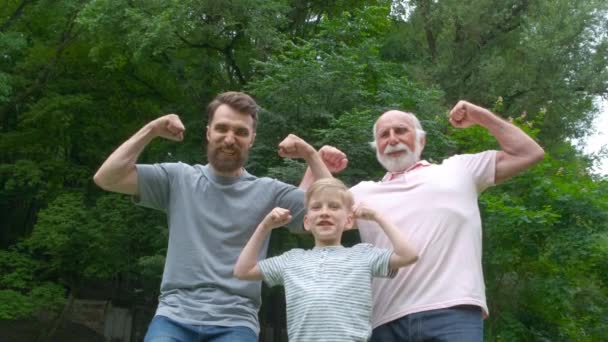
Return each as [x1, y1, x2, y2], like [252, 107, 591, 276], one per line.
[93, 92, 338, 342]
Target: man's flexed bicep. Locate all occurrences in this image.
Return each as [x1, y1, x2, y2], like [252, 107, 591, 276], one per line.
[448, 100, 544, 184]
[94, 114, 185, 195]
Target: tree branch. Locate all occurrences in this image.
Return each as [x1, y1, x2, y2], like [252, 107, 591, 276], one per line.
[0, 0, 36, 32]
[418, 0, 437, 62]
[0, 6, 83, 130]
[174, 29, 247, 85]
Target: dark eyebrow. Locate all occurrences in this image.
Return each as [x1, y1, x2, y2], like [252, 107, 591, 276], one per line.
[235, 127, 250, 135]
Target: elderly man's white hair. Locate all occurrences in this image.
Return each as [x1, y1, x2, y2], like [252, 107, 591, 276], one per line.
[369, 111, 426, 149]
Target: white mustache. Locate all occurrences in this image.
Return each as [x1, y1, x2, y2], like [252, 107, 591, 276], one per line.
[384, 143, 411, 154]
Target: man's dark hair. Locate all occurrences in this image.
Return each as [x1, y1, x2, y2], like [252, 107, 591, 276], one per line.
[206, 91, 259, 130]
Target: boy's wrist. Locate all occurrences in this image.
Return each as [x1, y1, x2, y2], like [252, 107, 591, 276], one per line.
[374, 215, 387, 226]
[364, 210, 378, 222]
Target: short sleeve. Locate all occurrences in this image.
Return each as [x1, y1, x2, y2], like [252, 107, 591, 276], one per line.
[446, 151, 497, 193]
[258, 252, 291, 287]
[134, 163, 182, 211]
[356, 244, 396, 279]
[272, 181, 306, 233]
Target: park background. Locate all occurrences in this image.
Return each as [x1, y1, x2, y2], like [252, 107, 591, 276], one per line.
[1, 0, 607, 341]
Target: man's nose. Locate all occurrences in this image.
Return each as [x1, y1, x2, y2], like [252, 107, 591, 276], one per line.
[388, 130, 399, 145]
[224, 132, 235, 145]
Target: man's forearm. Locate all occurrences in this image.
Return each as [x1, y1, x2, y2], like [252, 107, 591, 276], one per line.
[303, 152, 332, 181]
[298, 167, 315, 190]
[299, 145, 348, 189]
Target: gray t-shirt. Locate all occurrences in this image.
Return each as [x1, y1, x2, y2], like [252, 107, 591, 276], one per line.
[258, 244, 396, 342]
[135, 162, 306, 333]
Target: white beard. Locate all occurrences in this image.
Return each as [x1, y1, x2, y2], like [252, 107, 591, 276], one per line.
[376, 142, 421, 172]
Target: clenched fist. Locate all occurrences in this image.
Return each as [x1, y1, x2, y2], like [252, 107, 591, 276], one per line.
[353, 203, 379, 221]
[278, 134, 315, 159]
[449, 100, 491, 129]
[260, 207, 292, 230]
[319, 145, 348, 174]
[148, 114, 185, 141]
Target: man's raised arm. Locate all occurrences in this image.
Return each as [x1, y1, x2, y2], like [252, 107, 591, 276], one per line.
[93, 114, 185, 195]
[298, 145, 348, 190]
[449, 100, 545, 184]
[278, 135, 338, 189]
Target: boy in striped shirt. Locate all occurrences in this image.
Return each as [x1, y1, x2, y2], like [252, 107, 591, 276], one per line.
[234, 178, 418, 341]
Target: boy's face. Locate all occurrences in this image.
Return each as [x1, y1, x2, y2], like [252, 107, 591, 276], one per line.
[304, 190, 354, 246]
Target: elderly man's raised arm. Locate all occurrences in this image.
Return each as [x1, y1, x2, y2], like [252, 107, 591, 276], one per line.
[93, 114, 185, 195]
[449, 101, 545, 184]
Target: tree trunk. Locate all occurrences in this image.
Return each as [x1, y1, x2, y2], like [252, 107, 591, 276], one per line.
[37, 290, 75, 342]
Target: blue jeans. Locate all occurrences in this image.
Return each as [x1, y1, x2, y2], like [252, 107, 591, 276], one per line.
[144, 315, 257, 342]
[370, 305, 483, 342]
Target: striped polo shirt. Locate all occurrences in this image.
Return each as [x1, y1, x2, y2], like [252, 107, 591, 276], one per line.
[259, 243, 395, 342]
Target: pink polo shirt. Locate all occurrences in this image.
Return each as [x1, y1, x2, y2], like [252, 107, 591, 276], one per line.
[350, 151, 497, 328]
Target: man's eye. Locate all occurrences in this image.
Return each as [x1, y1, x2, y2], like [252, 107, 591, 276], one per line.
[236, 129, 249, 137]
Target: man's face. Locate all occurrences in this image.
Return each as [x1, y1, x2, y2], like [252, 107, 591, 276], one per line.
[206, 104, 256, 176]
[374, 111, 423, 172]
[304, 190, 354, 246]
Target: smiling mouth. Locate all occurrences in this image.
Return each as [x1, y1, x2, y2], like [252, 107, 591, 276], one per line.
[317, 220, 333, 227]
[219, 148, 237, 155]
[386, 150, 406, 157]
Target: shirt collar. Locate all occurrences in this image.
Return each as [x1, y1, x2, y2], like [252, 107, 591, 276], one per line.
[312, 245, 344, 251]
[382, 160, 431, 182]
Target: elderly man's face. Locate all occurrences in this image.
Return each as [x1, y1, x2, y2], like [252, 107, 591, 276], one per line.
[374, 111, 422, 172]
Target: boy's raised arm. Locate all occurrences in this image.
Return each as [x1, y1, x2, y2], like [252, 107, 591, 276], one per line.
[234, 208, 292, 281]
[354, 205, 418, 269]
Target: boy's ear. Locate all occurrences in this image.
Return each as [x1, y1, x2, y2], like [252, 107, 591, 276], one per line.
[303, 215, 312, 232]
[344, 213, 355, 230]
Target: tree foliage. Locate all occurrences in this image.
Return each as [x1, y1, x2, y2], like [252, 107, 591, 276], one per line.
[386, 0, 608, 144]
[0, 0, 606, 340]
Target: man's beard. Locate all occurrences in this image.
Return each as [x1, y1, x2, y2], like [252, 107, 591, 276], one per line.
[207, 143, 249, 174]
[376, 142, 421, 172]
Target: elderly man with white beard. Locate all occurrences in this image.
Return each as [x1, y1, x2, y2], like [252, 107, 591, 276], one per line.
[301, 100, 545, 342]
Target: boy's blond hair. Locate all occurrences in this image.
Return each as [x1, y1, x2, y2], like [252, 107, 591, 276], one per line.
[305, 178, 354, 209]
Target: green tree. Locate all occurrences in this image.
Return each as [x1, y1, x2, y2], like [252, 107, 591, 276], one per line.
[385, 0, 608, 144]
[0, 0, 606, 340]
